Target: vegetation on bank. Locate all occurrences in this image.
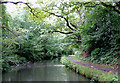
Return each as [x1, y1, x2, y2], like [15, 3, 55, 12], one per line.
[61, 56, 118, 82]
[0, 0, 119, 73]
[72, 56, 117, 69]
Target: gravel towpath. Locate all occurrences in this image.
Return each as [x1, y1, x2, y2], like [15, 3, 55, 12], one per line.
[67, 56, 118, 74]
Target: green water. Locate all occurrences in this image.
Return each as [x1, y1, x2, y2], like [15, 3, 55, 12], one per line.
[2, 60, 89, 81]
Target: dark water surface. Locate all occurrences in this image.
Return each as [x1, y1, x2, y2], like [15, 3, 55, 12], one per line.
[2, 60, 89, 81]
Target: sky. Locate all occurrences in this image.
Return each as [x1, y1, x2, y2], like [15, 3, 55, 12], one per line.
[4, 0, 114, 24]
[5, 0, 114, 13]
[5, 0, 62, 17]
[5, 0, 115, 13]
[4, 0, 61, 25]
[5, 0, 37, 13]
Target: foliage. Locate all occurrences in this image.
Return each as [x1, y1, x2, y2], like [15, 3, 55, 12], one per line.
[44, 33, 73, 58]
[1, 5, 72, 71]
[2, 37, 27, 72]
[78, 5, 120, 65]
[1, 1, 120, 72]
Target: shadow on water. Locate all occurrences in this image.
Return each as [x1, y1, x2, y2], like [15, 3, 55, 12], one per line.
[2, 59, 89, 82]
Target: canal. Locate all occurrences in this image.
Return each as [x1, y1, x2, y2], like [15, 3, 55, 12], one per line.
[2, 60, 89, 82]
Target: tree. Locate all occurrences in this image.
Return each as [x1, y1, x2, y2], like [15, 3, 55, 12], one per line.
[0, 0, 119, 68]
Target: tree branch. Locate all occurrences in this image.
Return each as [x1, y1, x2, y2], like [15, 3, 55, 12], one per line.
[116, 1, 120, 8]
[100, 2, 120, 14]
[0, 26, 17, 37]
[52, 31, 73, 34]
[70, 23, 77, 29]
[72, 1, 120, 14]
[44, 11, 76, 31]
[0, 1, 38, 17]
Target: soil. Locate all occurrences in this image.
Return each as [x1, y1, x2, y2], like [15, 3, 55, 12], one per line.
[67, 56, 119, 75]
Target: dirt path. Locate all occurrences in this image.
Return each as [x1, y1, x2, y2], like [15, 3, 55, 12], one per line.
[67, 56, 118, 74]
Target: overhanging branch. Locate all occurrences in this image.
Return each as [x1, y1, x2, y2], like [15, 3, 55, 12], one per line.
[0, 1, 38, 17]
[116, 2, 120, 8]
[52, 31, 73, 34]
[100, 2, 120, 14]
[70, 23, 77, 29]
[72, 1, 120, 14]
[0, 26, 17, 37]
[44, 11, 76, 31]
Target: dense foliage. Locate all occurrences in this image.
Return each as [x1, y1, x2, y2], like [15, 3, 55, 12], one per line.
[0, 0, 119, 72]
[79, 6, 120, 64]
[1, 4, 73, 72]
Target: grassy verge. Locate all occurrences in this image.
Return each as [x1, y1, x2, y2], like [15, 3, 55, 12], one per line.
[61, 56, 119, 82]
[72, 56, 115, 69]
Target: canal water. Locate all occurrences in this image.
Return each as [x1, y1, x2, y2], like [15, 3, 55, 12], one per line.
[2, 60, 89, 81]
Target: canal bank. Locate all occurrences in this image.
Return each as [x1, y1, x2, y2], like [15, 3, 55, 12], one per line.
[61, 56, 119, 82]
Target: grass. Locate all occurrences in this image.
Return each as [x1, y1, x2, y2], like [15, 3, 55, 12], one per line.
[61, 56, 119, 82]
[73, 56, 115, 69]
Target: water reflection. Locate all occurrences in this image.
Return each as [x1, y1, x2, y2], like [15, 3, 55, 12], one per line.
[2, 60, 89, 81]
